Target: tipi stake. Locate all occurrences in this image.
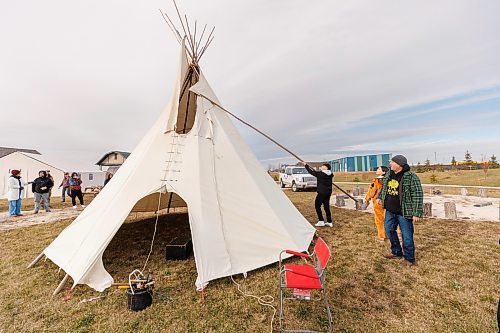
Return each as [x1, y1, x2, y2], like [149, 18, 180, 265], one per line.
[53, 274, 70, 296]
[27, 251, 45, 268]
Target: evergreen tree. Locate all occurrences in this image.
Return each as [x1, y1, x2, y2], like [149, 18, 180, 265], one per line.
[464, 150, 472, 164]
[490, 154, 498, 164]
[490, 154, 499, 169]
[430, 174, 438, 183]
[415, 162, 424, 173]
[451, 156, 457, 165]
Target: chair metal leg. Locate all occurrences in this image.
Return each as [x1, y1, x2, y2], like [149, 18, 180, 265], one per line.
[321, 289, 333, 332]
[279, 271, 284, 328]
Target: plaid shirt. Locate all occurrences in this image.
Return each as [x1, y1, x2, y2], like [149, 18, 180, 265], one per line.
[377, 170, 423, 219]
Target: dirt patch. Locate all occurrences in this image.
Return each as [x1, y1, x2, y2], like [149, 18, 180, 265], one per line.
[0, 208, 83, 231]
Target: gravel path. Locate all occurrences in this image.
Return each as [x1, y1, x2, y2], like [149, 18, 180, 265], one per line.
[0, 207, 83, 231]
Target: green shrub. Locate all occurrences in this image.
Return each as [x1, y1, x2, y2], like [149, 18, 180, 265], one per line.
[430, 174, 438, 183]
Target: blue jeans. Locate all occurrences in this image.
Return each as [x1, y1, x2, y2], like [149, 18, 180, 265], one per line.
[61, 187, 70, 202]
[8, 199, 22, 216]
[34, 192, 50, 212]
[384, 210, 415, 263]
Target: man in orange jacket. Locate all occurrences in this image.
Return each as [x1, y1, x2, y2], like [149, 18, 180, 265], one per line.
[364, 166, 389, 241]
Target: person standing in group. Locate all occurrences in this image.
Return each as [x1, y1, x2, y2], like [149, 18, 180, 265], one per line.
[32, 170, 53, 214]
[103, 173, 113, 187]
[59, 172, 70, 203]
[377, 155, 423, 267]
[45, 170, 54, 206]
[364, 166, 389, 242]
[69, 172, 85, 208]
[299, 161, 334, 227]
[7, 169, 25, 217]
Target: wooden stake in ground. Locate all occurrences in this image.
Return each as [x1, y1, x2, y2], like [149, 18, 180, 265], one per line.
[27, 251, 44, 268]
[53, 274, 70, 296]
[444, 202, 457, 219]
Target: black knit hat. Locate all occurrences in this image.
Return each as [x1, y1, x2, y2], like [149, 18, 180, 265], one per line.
[391, 155, 408, 166]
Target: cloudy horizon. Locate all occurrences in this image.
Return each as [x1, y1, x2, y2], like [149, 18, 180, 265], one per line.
[1, 1, 499, 172]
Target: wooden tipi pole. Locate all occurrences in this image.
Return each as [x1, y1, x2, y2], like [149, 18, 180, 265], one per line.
[27, 251, 45, 268]
[53, 274, 70, 296]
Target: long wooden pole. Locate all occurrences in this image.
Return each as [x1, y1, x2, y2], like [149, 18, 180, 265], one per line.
[27, 251, 44, 268]
[209, 101, 359, 203]
[53, 274, 70, 296]
[214, 103, 304, 162]
[332, 183, 358, 202]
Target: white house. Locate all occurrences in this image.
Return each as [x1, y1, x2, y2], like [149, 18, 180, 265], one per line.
[95, 151, 131, 172]
[0, 147, 65, 199]
[78, 171, 107, 190]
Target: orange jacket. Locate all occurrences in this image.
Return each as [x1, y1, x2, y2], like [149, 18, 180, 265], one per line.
[365, 178, 382, 203]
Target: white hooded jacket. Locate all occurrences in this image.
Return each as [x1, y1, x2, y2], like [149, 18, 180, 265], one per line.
[7, 176, 26, 201]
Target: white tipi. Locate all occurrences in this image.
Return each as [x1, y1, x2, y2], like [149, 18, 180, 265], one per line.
[38, 40, 315, 292]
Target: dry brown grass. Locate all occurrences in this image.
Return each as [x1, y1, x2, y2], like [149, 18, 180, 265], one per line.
[0, 191, 499, 332]
[332, 169, 500, 198]
[333, 169, 500, 187]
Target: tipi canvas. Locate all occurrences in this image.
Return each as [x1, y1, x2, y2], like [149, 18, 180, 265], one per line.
[41, 42, 315, 292]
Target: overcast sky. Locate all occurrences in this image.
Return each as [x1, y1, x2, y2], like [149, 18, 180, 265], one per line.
[1, 0, 499, 171]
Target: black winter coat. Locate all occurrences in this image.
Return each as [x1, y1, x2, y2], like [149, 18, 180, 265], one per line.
[32, 177, 54, 194]
[305, 164, 333, 194]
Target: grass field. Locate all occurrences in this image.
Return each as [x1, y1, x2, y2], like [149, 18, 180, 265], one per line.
[332, 168, 500, 187]
[1, 191, 499, 332]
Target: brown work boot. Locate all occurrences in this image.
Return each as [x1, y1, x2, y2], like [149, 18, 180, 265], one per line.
[402, 260, 415, 267]
[383, 252, 403, 259]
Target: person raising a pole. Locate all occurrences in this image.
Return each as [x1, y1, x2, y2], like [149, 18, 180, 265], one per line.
[298, 161, 333, 227]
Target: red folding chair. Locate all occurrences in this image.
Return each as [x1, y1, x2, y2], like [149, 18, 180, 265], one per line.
[278, 237, 333, 332]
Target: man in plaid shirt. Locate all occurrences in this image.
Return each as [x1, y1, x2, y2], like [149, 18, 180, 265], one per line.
[377, 155, 423, 266]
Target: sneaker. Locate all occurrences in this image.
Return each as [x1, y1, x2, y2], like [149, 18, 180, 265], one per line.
[315, 221, 325, 227]
[383, 252, 403, 259]
[34, 210, 39, 214]
[16, 214, 24, 217]
[73, 206, 77, 209]
[81, 205, 85, 208]
[376, 237, 385, 242]
[325, 222, 333, 227]
[46, 210, 51, 212]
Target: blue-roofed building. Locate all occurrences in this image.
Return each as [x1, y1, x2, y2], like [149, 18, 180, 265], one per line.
[328, 154, 392, 172]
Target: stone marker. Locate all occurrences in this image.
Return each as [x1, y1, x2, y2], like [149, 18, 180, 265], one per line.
[352, 187, 361, 196]
[460, 188, 468, 196]
[355, 199, 364, 210]
[477, 188, 487, 198]
[444, 202, 457, 219]
[423, 202, 432, 217]
[335, 196, 345, 207]
[429, 186, 435, 195]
